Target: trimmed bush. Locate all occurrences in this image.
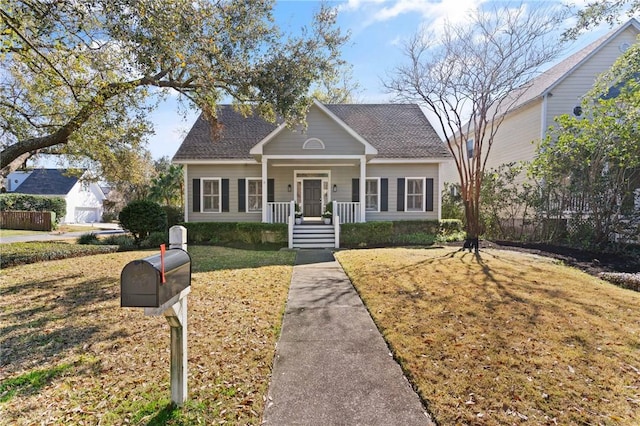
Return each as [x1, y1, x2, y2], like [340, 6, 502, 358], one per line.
[183, 220, 461, 248]
[1, 242, 118, 268]
[77, 233, 100, 245]
[183, 222, 238, 244]
[341, 220, 464, 248]
[141, 231, 169, 248]
[102, 234, 137, 251]
[183, 222, 287, 246]
[341, 222, 394, 247]
[440, 219, 463, 234]
[119, 200, 167, 245]
[392, 220, 441, 236]
[0, 193, 66, 224]
[164, 205, 184, 228]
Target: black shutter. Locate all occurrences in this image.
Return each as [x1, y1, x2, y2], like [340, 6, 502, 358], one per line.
[381, 178, 388, 211]
[426, 178, 434, 212]
[222, 179, 229, 212]
[192, 179, 201, 212]
[397, 178, 405, 211]
[352, 178, 359, 202]
[238, 179, 246, 212]
[267, 179, 275, 202]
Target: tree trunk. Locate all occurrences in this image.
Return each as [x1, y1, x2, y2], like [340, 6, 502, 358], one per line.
[463, 200, 480, 253]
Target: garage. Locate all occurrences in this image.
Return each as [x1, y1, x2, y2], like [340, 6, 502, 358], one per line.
[74, 208, 100, 223]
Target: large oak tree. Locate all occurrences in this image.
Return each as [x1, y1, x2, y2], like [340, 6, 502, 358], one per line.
[0, 0, 348, 179]
[564, 0, 640, 38]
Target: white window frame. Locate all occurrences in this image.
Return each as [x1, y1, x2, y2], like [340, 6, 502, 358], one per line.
[406, 177, 425, 212]
[201, 178, 221, 213]
[246, 178, 263, 213]
[365, 177, 380, 212]
[302, 138, 325, 150]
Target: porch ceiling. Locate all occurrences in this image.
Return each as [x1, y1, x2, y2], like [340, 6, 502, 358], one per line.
[268, 158, 360, 167]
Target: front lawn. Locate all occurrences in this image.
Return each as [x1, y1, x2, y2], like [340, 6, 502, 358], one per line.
[0, 247, 295, 425]
[336, 248, 640, 425]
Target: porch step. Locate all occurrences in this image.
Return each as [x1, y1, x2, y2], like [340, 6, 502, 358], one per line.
[292, 224, 335, 249]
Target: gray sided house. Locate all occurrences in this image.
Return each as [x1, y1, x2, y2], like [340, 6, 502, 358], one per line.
[173, 101, 451, 246]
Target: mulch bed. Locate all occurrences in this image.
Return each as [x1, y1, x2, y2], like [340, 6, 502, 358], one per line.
[448, 240, 640, 275]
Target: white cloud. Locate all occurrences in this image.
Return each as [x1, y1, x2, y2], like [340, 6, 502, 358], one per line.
[339, 0, 386, 12]
[339, 0, 492, 36]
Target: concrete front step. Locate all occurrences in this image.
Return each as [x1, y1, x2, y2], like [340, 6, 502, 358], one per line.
[294, 242, 336, 249]
[292, 224, 336, 249]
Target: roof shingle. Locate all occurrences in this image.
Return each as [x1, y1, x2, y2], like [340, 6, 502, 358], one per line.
[14, 169, 80, 195]
[172, 103, 450, 161]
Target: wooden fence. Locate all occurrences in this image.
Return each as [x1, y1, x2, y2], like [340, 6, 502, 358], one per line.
[0, 211, 54, 231]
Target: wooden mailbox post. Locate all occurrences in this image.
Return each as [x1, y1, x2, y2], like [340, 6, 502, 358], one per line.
[120, 225, 190, 407]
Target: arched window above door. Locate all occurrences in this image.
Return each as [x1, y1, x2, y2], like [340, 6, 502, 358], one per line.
[303, 138, 325, 150]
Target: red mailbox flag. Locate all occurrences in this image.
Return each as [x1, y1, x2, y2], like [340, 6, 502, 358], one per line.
[160, 244, 166, 284]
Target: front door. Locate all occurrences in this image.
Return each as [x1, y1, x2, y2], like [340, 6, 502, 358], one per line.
[303, 180, 322, 217]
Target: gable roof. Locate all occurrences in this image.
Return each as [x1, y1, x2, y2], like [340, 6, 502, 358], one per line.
[249, 100, 378, 156]
[511, 18, 640, 112]
[172, 102, 450, 161]
[14, 169, 80, 195]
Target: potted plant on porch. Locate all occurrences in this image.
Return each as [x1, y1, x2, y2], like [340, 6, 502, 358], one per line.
[294, 203, 303, 224]
[322, 203, 333, 225]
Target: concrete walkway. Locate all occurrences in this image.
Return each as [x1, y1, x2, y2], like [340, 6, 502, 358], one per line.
[263, 250, 434, 425]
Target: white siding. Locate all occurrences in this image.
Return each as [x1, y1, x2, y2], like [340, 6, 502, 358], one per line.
[64, 181, 105, 223]
[545, 27, 640, 128]
[483, 100, 542, 174]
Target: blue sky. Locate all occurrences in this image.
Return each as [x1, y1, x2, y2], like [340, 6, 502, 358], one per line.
[143, 0, 627, 161]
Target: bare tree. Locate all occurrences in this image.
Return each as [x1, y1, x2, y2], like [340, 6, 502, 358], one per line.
[385, 3, 568, 252]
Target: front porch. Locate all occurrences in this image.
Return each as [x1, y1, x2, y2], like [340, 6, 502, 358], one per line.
[257, 156, 371, 225]
[266, 200, 361, 224]
[267, 200, 358, 249]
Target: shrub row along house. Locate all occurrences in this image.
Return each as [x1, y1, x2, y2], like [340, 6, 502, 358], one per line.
[172, 101, 451, 247]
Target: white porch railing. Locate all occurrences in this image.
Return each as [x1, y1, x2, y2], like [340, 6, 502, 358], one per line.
[335, 202, 361, 223]
[267, 202, 292, 224]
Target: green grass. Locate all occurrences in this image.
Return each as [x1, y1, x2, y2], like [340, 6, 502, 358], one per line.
[0, 229, 43, 237]
[0, 224, 114, 237]
[0, 241, 119, 268]
[0, 363, 74, 403]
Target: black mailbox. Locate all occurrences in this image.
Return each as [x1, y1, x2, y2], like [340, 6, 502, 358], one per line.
[121, 249, 191, 308]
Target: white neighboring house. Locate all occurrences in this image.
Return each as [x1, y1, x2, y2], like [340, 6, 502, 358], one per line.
[6, 169, 105, 223]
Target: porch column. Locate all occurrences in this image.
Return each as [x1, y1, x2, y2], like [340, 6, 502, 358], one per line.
[360, 156, 366, 222]
[183, 164, 189, 222]
[262, 158, 268, 222]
